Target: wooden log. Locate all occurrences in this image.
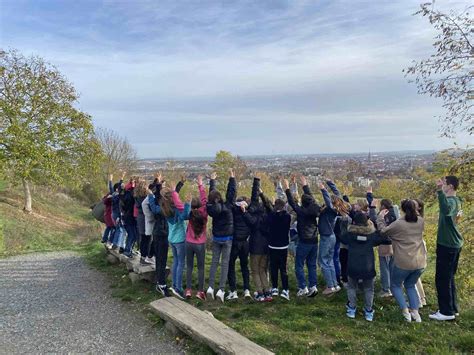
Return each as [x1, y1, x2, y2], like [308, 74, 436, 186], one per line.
[150, 298, 273, 355]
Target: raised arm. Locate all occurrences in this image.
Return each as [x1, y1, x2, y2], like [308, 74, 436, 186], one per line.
[171, 190, 185, 211]
[108, 174, 114, 194]
[147, 193, 162, 215]
[226, 169, 236, 203]
[366, 186, 374, 207]
[320, 183, 333, 209]
[251, 176, 261, 204]
[260, 192, 273, 213]
[326, 180, 341, 197]
[437, 190, 456, 216]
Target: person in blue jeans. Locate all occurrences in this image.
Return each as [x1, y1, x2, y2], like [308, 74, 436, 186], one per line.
[121, 178, 138, 258]
[284, 176, 320, 298]
[148, 180, 191, 299]
[111, 173, 126, 250]
[318, 180, 351, 296]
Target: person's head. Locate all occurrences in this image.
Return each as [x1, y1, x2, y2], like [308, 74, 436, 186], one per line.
[159, 187, 175, 218]
[354, 199, 369, 213]
[443, 175, 459, 194]
[301, 193, 314, 207]
[332, 195, 351, 216]
[208, 190, 223, 204]
[380, 199, 393, 211]
[191, 196, 202, 210]
[413, 198, 424, 217]
[353, 211, 369, 226]
[401, 199, 418, 223]
[274, 199, 286, 211]
[133, 179, 148, 198]
[113, 182, 121, 192]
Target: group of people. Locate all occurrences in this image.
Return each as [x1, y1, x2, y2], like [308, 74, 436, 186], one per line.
[99, 170, 463, 323]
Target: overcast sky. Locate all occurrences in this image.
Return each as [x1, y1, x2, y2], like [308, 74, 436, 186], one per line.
[1, 0, 471, 157]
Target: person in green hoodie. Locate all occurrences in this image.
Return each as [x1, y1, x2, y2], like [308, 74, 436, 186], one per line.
[430, 176, 463, 321]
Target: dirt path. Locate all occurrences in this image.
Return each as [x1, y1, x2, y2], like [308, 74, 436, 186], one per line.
[0, 251, 183, 354]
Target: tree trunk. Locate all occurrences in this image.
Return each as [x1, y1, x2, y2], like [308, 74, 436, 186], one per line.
[22, 178, 32, 213]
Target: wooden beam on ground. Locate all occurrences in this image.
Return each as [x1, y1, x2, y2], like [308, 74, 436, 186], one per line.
[150, 297, 274, 355]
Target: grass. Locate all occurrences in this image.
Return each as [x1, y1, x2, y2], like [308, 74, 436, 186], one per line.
[82, 239, 473, 354]
[0, 184, 102, 257]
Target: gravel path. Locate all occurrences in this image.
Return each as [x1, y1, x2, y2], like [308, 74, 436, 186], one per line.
[0, 251, 183, 354]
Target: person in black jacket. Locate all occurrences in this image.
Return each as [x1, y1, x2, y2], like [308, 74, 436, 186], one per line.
[227, 193, 251, 300]
[339, 212, 390, 322]
[121, 178, 137, 258]
[266, 197, 291, 301]
[147, 175, 171, 297]
[243, 175, 271, 302]
[206, 169, 237, 303]
[284, 176, 321, 298]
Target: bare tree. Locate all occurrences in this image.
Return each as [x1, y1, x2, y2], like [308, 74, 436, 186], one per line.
[95, 127, 138, 181]
[404, 3, 473, 137]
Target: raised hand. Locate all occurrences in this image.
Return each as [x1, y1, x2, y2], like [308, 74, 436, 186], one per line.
[169, 180, 176, 190]
[319, 181, 326, 190]
[229, 168, 235, 178]
[181, 172, 187, 183]
[436, 178, 444, 190]
[155, 172, 162, 183]
[283, 179, 290, 190]
[108, 173, 113, 182]
[291, 175, 297, 184]
[197, 175, 203, 186]
[300, 175, 308, 186]
[367, 185, 373, 193]
[121, 171, 126, 180]
[185, 193, 192, 203]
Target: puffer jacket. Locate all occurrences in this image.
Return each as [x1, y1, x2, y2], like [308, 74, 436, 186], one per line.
[285, 185, 320, 244]
[244, 178, 269, 255]
[206, 177, 236, 238]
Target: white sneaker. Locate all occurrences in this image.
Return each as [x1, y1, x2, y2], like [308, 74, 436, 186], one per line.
[297, 287, 309, 297]
[402, 310, 412, 322]
[253, 291, 259, 299]
[271, 288, 279, 296]
[206, 287, 215, 300]
[106, 242, 113, 249]
[410, 310, 422, 323]
[429, 311, 455, 321]
[280, 290, 290, 301]
[226, 291, 238, 300]
[334, 285, 341, 293]
[379, 290, 392, 298]
[307, 286, 318, 298]
[243, 289, 251, 298]
[216, 289, 225, 303]
[145, 257, 155, 264]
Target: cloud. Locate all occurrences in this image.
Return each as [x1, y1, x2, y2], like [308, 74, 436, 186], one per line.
[1, 0, 471, 157]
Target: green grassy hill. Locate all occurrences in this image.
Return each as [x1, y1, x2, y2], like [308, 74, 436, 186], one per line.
[0, 183, 101, 257]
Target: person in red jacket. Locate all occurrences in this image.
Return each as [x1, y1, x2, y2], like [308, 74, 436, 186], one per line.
[102, 174, 116, 248]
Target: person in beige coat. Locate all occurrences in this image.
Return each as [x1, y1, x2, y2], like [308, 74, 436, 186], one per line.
[377, 199, 427, 323]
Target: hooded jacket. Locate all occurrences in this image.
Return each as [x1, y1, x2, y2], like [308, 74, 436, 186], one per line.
[206, 177, 236, 238]
[244, 178, 269, 255]
[339, 220, 391, 279]
[232, 201, 251, 242]
[285, 185, 320, 244]
[318, 181, 341, 236]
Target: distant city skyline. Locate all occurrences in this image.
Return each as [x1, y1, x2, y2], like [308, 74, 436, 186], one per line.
[2, 0, 471, 157]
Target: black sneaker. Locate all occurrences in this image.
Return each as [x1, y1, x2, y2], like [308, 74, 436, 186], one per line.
[156, 284, 171, 297]
[119, 247, 125, 254]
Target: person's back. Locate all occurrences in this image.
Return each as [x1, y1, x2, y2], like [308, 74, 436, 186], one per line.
[267, 210, 291, 249]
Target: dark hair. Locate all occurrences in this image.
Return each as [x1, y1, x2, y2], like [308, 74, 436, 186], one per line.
[208, 190, 223, 204]
[301, 194, 314, 207]
[113, 182, 121, 191]
[190, 198, 205, 238]
[160, 189, 175, 218]
[401, 199, 418, 223]
[414, 198, 424, 217]
[380, 199, 393, 210]
[445, 176, 459, 190]
[353, 212, 369, 226]
[274, 199, 286, 211]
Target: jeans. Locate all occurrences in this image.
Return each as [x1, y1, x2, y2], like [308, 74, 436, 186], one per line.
[228, 240, 250, 291]
[379, 255, 394, 292]
[186, 242, 206, 291]
[148, 240, 155, 258]
[112, 221, 124, 248]
[208, 240, 232, 290]
[154, 234, 169, 286]
[347, 277, 375, 310]
[391, 264, 424, 310]
[339, 247, 348, 283]
[333, 241, 341, 284]
[269, 248, 288, 290]
[250, 254, 269, 293]
[171, 242, 185, 291]
[295, 242, 318, 289]
[102, 226, 115, 243]
[319, 234, 337, 288]
[435, 244, 461, 316]
[140, 234, 152, 258]
[124, 222, 138, 255]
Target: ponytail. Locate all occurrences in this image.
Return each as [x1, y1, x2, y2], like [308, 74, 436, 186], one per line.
[401, 199, 418, 223]
[190, 209, 206, 238]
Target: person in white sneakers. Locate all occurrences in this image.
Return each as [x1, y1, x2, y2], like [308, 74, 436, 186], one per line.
[430, 176, 463, 321]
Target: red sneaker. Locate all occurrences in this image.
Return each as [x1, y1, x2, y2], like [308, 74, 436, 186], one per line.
[196, 291, 206, 301]
[185, 289, 192, 299]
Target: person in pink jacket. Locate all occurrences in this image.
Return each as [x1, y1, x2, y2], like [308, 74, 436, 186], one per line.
[172, 175, 208, 300]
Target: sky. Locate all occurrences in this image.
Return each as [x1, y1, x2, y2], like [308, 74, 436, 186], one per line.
[1, 0, 471, 158]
